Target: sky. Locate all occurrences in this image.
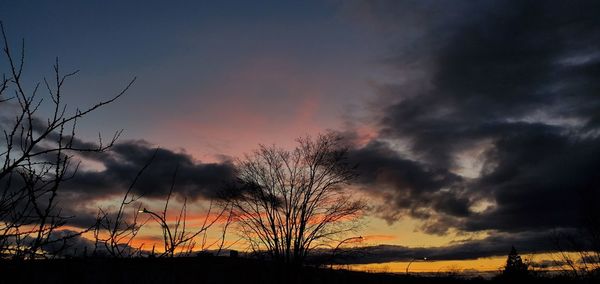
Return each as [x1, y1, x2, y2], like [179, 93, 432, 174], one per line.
[2, 0, 600, 273]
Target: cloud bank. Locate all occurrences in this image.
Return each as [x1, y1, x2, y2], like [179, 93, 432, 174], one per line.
[345, 0, 600, 239]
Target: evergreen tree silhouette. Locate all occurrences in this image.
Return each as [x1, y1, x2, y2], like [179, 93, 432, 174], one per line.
[503, 246, 529, 278]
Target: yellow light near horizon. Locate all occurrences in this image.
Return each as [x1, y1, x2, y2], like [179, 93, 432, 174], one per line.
[340, 252, 584, 274]
[340, 257, 506, 274]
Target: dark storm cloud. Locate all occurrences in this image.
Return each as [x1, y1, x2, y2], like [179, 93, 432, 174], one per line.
[61, 140, 235, 201]
[348, 0, 600, 234]
[377, 0, 600, 165]
[464, 124, 600, 232]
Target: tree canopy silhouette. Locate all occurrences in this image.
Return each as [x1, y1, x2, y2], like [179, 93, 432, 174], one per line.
[502, 246, 528, 278]
[227, 133, 366, 265]
[0, 21, 134, 259]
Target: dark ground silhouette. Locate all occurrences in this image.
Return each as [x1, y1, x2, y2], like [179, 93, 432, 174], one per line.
[0, 256, 596, 284]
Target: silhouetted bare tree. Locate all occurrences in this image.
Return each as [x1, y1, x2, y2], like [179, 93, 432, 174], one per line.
[0, 21, 135, 259]
[94, 151, 155, 258]
[228, 133, 366, 265]
[92, 156, 237, 258]
[138, 166, 230, 257]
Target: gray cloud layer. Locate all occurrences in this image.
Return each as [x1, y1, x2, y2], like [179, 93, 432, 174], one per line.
[55, 140, 235, 227]
[63, 140, 235, 199]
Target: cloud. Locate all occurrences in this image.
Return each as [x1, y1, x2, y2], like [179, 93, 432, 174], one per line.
[329, 231, 560, 264]
[60, 139, 235, 201]
[345, 0, 600, 235]
[48, 140, 236, 228]
[463, 125, 600, 233]
[530, 260, 565, 269]
[0, 132, 236, 229]
[347, 140, 467, 230]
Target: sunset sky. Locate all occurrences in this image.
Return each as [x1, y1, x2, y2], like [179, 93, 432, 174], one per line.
[2, 0, 600, 273]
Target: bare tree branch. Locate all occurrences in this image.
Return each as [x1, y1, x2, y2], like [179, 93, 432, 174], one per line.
[227, 132, 366, 265]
